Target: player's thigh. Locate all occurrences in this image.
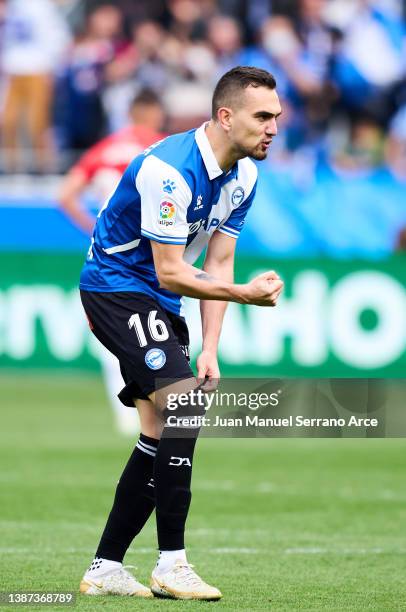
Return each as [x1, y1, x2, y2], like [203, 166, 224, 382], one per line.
[148, 376, 197, 411]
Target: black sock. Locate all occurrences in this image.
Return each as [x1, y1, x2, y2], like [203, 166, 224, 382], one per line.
[154, 429, 198, 550]
[96, 433, 158, 562]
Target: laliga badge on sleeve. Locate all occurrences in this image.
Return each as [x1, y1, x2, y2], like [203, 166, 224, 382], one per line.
[158, 200, 176, 227]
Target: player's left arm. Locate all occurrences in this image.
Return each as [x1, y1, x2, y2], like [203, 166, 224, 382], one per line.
[197, 176, 258, 383]
[197, 231, 236, 383]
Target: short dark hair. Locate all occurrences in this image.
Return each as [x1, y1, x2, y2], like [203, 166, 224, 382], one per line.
[131, 88, 162, 108]
[212, 66, 277, 119]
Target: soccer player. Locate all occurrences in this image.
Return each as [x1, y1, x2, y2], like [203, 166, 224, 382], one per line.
[78, 66, 283, 600]
[59, 89, 165, 435]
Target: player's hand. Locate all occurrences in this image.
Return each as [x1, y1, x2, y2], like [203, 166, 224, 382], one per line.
[242, 270, 284, 306]
[196, 350, 220, 392]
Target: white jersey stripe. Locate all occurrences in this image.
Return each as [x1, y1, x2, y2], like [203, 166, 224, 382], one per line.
[217, 227, 239, 239]
[102, 239, 140, 255]
[141, 229, 187, 244]
[221, 225, 239, 235]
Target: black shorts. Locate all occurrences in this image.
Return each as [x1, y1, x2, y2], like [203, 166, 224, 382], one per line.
[80, 290, 194, 406]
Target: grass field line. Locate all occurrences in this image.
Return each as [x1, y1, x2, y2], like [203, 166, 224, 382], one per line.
[2, 522, 406, 545]
[0, 547, 260, 555]
[4, 475, 406, 503]
[2, 546, 406, 556]
[0, 521, 265, 535]
[284, 547, 406, 554]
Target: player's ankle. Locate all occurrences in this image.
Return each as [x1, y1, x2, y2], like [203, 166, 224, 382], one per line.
[155, 549, 187, 574]
[85, 556, 122, 577]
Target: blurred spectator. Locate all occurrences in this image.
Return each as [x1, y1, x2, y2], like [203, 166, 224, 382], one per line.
[166, 0, 215, 41]
[207, 15, 245, 76]
[218, 0, 272, 42]
[296, 113, 406, 257]
[54, 0, 87, 33]
[329, 116, 385, 174]
[1, 0, 71, 173]
[59, 88, 165, 234]
[105, 18, 215, 133]
[332, 0, 405, 124]
[57, 3, 124, 163]
[260, 0, 337, 148]
[0, 0, 6, 119]
[386, 105, 406, 180]
[0, 0, 5, 39]
[386, 104, 406, 249]
[103, 20, 168, 113]
[208, 14, 273, 79]
[102, 20, 170, 131]
[112, 0, 167, 24]
[201, 14, 280, 130]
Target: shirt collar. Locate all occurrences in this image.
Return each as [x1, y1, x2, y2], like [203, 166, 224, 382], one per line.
[195, 122, 223, 181]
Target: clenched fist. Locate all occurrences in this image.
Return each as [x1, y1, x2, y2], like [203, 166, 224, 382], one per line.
[240, 270, 284, 306]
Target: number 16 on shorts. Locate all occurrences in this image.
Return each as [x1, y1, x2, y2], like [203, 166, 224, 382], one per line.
[128, 310, 169, 347]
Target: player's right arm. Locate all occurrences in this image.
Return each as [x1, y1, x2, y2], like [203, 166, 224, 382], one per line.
[151, 241, 283, 306]
[138, 155, 283, 306]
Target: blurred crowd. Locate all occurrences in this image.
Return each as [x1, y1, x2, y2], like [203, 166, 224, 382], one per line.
[0, 0, 405, 175]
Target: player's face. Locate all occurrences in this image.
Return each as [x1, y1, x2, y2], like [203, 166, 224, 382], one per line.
[228, 86, 282, 160]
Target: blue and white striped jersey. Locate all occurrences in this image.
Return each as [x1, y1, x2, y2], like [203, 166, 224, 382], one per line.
[80, 123, 258, 315]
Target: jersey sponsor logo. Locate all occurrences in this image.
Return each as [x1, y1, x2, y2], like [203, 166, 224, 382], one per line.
[188, 218, 205, 234]
[231, 186, 245, 206]
[163, 179, 176, 194]
[145, 348, 167, 370]
[169, 456, 192, 467]
[159, 200, 176, 227]
[188, 217, 220, 235]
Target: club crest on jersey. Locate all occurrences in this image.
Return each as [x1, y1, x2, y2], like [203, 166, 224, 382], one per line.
[231, 186, 245, 206]
[163, 179, 176, 194]
[145, 348, 166, 370]
[159, 200, 176, 227]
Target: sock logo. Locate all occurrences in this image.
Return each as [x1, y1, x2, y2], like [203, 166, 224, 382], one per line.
[169, 456, 192, 467]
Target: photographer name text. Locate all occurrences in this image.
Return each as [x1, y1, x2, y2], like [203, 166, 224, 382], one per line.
[166, 415, 379, 428]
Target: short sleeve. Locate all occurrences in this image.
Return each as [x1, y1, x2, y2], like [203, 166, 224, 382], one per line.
[217, 181, 257, 239]
[136, 155, 192, 245]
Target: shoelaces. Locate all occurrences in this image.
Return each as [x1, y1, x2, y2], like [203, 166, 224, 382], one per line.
[173, 564, 204, 587]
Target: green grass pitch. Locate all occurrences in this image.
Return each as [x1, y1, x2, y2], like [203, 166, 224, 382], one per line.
[1, 372, 405, 611]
